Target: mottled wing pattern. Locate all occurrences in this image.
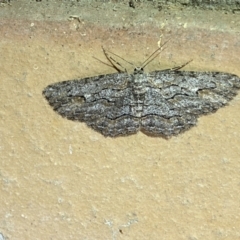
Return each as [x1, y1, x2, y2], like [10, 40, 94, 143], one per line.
[43, 73, 141, 136]
[141, 70, 240, 136]
[43, 70, 240, 137]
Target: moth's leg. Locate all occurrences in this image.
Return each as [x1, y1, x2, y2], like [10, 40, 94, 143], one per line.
[148, 60, 193, 88]
[102, 47, 126, 73]
[164, 59, 193, 71]
[103, 48, 134, 70]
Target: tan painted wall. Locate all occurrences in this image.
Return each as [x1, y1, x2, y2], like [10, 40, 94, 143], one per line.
[1, 1, 240, 239]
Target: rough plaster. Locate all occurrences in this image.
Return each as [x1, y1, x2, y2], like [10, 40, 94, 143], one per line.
[0, 1, 240, 239]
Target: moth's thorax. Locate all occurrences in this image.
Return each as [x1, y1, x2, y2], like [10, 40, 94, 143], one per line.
[131, 67, 148, 95]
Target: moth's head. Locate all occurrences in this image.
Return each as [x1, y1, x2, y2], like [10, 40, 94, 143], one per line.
[134, 67, 144, 74]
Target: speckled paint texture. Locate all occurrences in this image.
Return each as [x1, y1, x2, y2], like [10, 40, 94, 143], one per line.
[1, 1, 240, 239]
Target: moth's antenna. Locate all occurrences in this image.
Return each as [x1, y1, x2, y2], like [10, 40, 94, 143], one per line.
[94, 40, 170, 72]
[140, 39, 170, 69]
[141, 47, 166, 69]
[165, 59, 193, 71]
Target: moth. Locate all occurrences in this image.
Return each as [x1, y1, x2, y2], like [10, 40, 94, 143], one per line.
[43, 43, 240, 137]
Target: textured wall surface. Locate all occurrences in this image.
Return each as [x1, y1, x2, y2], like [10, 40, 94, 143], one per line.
[1, 1, 240, 239]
